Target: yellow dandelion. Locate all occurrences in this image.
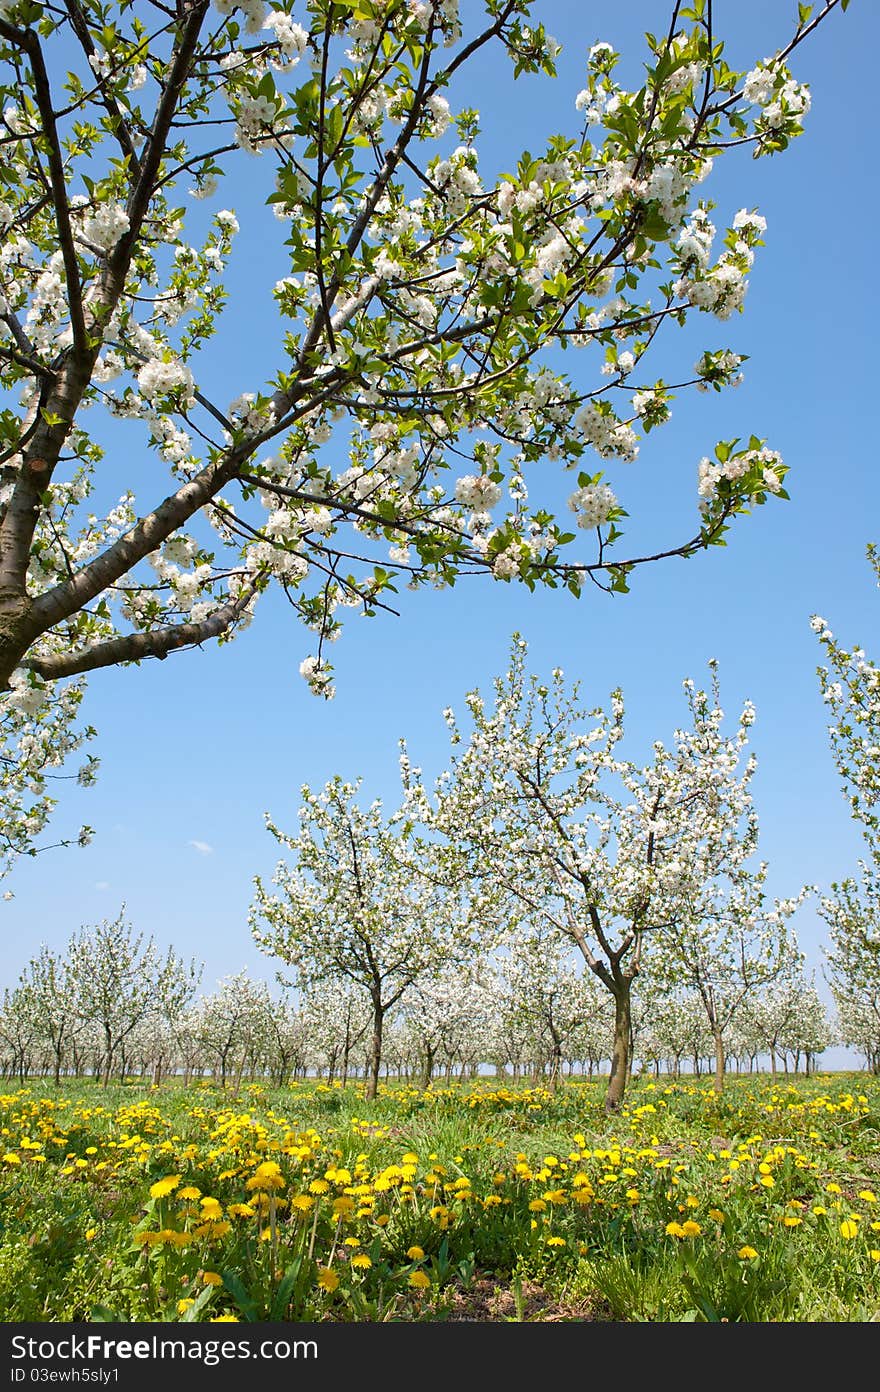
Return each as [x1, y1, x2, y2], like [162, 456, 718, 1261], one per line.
[737, 1246, 758, 1260]
[409, 1270, 431, 1291]
[528, 1199, 547, 1212]
[406, 1246, 425, 1261]
[178, 1186, 202, 1201]
[546, 1236, 566, 1247]
[782, 1215, 803, 1227]
[317, 1268, 339, 1292]
[202, 1271, 223, 1286]
[246, 1161, 285, 1192]
[149, 1175, 181, 1199]
[869, 1250, 880, 1262]
[681, 1220, 701, 1238]
[708, 1209, 724, 1222]
[178, 1299, 195, 1314]
[351, 1253, 372, 1270]
[665, 1222, 686, 1238]
[840, 1220, 859, 1239]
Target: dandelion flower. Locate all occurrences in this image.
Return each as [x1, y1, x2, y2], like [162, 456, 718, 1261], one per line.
[150, 1175, 181, 1199]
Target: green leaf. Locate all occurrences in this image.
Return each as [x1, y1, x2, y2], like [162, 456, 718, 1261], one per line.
[269, 1258, 305, 1320]
[221, 1270, 260, 1322]
[180, 1284, 218, 1322]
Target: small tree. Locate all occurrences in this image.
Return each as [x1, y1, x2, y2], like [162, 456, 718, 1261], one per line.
[17, 944, 80, 1084]
[192, 970, 271, 1088]
[401, 965, 496, 1089]
[649, 667, 809, 1092]
[813, 545, 880, 852]
[820, 868, 880, 1075]
[499, 930, 606, 1088]
[250, 775, 485, 1099]
[299, 981, 370, 1084]
[68, 907, 200, 1085]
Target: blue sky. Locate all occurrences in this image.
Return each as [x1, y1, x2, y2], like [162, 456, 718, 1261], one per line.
[4, 1, 877, 1066]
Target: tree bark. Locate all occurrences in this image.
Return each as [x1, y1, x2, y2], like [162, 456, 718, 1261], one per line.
[605, 982, 632, 1112]
[365, 998, 383, 1102]
[712, 1028, 725, 1094]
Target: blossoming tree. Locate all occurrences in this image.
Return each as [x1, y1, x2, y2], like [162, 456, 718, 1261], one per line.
[0, 0, 847, 730]
[66, 907, 201, 1084]
[397, 963, 495, 1089]
[404, 637, 804, 1109]
[249, 774, 489, 1098]
[646, 666, 810, 1092]
[495, 927, 609, 1087]
[813, 546, 880, 970]
[0, 674, 96, 886]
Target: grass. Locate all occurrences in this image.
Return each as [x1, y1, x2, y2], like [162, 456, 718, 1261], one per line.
[0, 1071, 878, 1323]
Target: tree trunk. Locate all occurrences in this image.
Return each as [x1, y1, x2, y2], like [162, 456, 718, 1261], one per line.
[420, 1044, 435, 1092]
[102, 1026, 113, 1087]
[712, 1029, 725, 1094]
[605, 982, 632, 1112]
[365, 998, 383, 1102]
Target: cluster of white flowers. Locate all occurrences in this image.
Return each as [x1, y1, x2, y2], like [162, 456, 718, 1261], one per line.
[146, 412, 192, 465]
[235, 93, 279, 153]
[299, 654, 335, 699]
[424, 93, 452, 137]
[694, 348, 744, 390]
[573, 402, 639, 462]
[676, 207, 715, 271]
[263, 10, 309, 64]
[697, 444, 783, 504]
[136, 358, 195, 406]
[491, 550, 521, 581]
[743, 62, 811, 130]
[5, 670, 50, 718]
[631, 387, 670, 426]
[454, 475, 503, 510]
[676, 248, 750, 321]
[82, 202, 130, 252]
[430, 148, 483, 218]
[568, 481, 617, 530]
[214, 0, 266, 35]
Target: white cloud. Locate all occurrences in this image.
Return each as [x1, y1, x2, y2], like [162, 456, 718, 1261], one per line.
[188, 839, 214, 856]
